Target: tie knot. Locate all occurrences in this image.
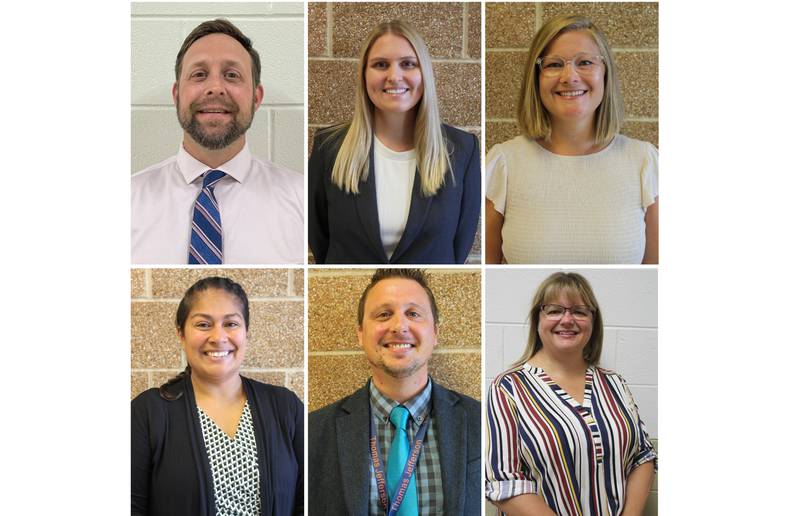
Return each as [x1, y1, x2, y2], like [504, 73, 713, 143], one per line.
[203, 169, 226, 188]
[389, 405, 410, 430]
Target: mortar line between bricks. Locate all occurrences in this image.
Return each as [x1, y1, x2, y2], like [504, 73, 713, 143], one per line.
[462, 3, 469, 59]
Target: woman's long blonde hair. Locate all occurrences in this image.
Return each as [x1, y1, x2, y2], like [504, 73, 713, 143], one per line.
[517, 15, 623, 146]
[327, 20, 451, 197]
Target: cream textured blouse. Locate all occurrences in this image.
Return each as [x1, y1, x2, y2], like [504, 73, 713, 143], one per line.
[486, 134, 658, 264]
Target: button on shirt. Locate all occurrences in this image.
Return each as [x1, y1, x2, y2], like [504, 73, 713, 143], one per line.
[369, 379, 444, 515]
[131, 143, 304, 264]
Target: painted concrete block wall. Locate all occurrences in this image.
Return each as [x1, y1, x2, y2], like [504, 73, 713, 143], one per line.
[486, 2, 658, 151]
[131, 2, 304, 174]
[308, 2, 483, 263]
[307, 268, 482, 411]
[130, 268, 305, 401]
[485, 268, 658, 514]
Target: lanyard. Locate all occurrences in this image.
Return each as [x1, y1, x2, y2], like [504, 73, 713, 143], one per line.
[369, 408, 431, 516]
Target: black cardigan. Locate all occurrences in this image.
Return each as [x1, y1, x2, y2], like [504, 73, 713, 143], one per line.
[131, 375, 303, 516]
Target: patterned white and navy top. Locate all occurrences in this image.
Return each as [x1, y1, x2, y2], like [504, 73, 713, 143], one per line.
[486, 365, 656, 515]
[198, 401, 261, 515]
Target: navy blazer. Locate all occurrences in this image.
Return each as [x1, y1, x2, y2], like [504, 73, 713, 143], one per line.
[308, 124, 480, 264]
[131, 375, 303, 516]
[308, 380, 481, 515]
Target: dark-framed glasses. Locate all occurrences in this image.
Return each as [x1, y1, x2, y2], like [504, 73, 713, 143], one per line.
[536, 53, 605, 77]
[540, 304, 594, 320]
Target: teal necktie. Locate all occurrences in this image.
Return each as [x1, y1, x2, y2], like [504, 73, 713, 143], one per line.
[387, 406, 419, 516]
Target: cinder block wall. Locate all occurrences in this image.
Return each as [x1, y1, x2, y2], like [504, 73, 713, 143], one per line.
[131, 2, 304, 174]
[485, 268, 658, 515]
[130, 268, 305, 402]
[308, 268, 482, 411]
[486, 2, 658, 151]
[308, 2, 483, 263]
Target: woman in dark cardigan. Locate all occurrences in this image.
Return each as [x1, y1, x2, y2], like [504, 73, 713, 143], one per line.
[131, 277, 303, 516]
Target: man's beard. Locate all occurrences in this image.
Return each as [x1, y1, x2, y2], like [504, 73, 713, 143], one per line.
[177, 96, 255, 150]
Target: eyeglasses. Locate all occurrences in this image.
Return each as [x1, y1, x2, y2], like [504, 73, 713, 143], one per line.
[536, 53, 605, 77]
[540, 304, 594, 320]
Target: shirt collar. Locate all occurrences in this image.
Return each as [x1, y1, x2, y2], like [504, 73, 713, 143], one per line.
[369, 377, 432, 427]
[176, 140, 252, 185]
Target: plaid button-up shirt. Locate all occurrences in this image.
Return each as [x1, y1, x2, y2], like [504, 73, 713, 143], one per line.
[369, 378, 444, 515]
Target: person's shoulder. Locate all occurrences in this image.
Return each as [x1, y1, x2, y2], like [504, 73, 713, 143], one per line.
[441, 124, 475, 145]
[131, 387, 169, 417]
[488, 134, 536, 157]
[613, 133, 658, 157]
[311, 123, 348, 152]
[131, 155, 178, 184]
[252, 156, 302, 183]
[244, 376, 302, 407]
[309, 387, 365, 423]
[594, 366, 627, 383]
[433, 381, 480, 411]
[490, 364, 528, 386]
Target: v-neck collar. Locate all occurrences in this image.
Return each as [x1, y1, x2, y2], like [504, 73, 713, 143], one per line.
[525, 363, 595, 409]
[197, 400, 250, 441]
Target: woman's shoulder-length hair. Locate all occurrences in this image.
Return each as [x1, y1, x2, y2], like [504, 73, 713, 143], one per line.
[327, 19, 452, 197]
[510, 271, 605, 368]
[517, 14, 623, 145]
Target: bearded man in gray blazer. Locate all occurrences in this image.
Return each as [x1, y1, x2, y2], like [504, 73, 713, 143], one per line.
[309, 269, 480, 515]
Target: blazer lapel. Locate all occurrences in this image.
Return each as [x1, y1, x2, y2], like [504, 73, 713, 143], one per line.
[433, 381, 467, 515]
[335, 386, 372, 514]
[391, 169, 433, 262]
[354, 136, 390, 263]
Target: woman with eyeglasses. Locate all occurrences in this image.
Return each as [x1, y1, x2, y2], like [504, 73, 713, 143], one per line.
[131, 277, 303, 515]
[485, 15, 658, 264]
[486, 272, 656, 515]
[309, 20, 480, 264]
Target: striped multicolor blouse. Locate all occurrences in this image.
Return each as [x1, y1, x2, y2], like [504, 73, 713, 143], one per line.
[486, 364, 656, 515]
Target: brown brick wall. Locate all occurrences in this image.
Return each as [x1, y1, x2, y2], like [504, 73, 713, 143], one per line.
[307, 268, 482, 411]
[130, 268, 305, 401]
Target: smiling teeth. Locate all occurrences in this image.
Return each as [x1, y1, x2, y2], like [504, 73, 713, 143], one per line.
[557, 91, 586, 97]
[206, 351, 230, 357]
[387, 343, 412, 349]
[385, 88, 408, 94]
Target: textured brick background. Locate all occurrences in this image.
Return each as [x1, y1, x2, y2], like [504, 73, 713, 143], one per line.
[308, 2, 482, 263]
[131, 268, 305, 401]
[485, 2, 658, 151]
[484, 267, 658, 515]
[307, 268, 482, 411]
[131, 2, 305, 174]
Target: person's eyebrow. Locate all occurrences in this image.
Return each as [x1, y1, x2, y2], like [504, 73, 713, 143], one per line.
[189, 312, 243, 319]
[184, 58, 246, 70]
[368, 55, 417, 62]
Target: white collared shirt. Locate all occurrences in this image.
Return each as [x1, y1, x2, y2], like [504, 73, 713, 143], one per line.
[132, 142, 304, 264]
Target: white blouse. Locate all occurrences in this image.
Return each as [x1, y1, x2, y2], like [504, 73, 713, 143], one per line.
[373, 136, 417, 259]
[486, 134, 658, 264]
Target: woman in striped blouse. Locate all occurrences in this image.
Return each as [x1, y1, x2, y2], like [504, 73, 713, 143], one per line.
[486, 272, 656, 515]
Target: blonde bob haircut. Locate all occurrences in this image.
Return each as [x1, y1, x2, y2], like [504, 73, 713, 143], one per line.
[327, 20, 452, 197]
[510, 272, 604, 369]
[517, 15, 623, 146]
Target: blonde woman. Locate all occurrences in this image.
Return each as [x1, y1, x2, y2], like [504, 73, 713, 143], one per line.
[309, 20, 480, 264]
[486, 272, 656, 515]
[486, 15, 659, 264]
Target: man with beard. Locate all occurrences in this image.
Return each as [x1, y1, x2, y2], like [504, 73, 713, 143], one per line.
[308, 269, 480, 516]
[132, 19, 303, 264]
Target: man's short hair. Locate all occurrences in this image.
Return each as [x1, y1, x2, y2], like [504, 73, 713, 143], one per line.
[174, 18, 261, 90]
[357, 269, 439, 326]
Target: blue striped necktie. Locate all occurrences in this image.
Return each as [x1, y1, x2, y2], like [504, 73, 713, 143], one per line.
[388, 406, 418, 516]
[188, 169, 226, 264]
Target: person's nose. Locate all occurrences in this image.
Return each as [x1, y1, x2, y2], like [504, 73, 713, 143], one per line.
[559, 310, 576, 325]
[205, 73, 228, 96]
[209, 323, 229, 342]
[387, 63, 403, 83]
[559, 60, 580, 82]
[390, 314, 409, 334]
